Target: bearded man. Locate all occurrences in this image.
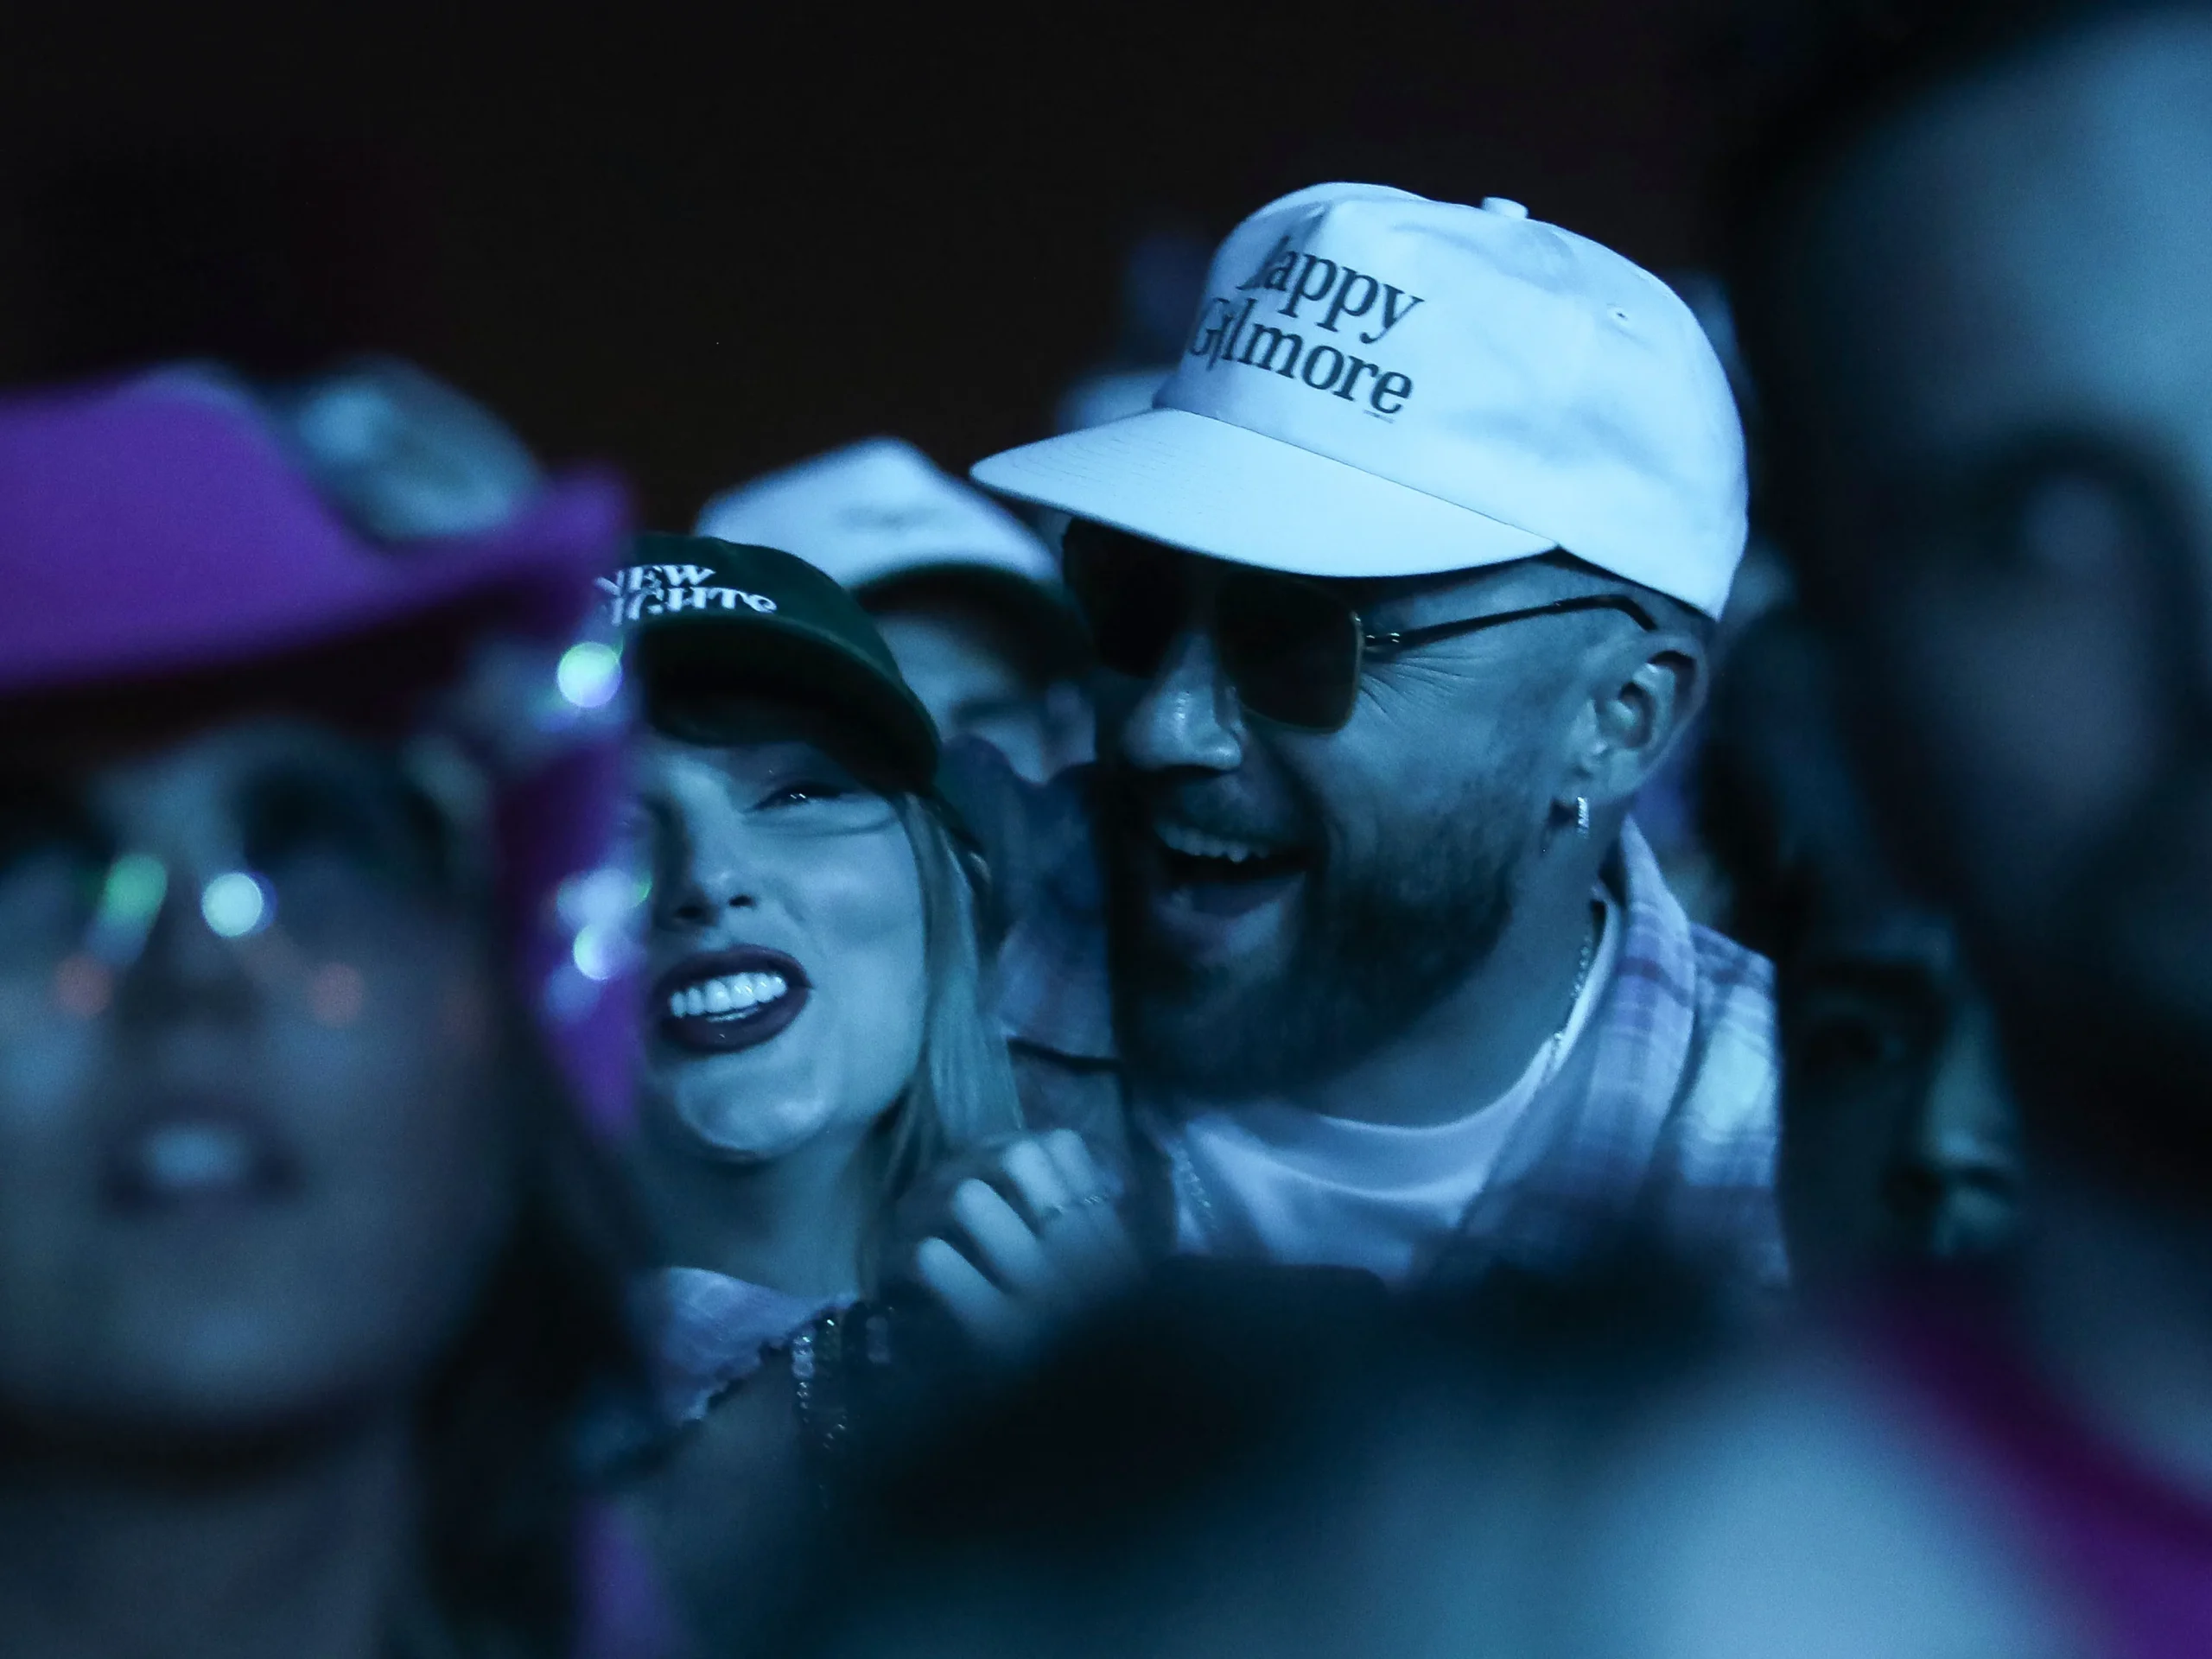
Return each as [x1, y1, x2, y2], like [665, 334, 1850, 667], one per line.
[916, 184, 1783, 1332]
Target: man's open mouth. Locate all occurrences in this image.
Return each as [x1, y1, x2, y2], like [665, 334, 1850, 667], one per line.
[1153, 818, 1309, 915]
[653, 946, 811, 1054]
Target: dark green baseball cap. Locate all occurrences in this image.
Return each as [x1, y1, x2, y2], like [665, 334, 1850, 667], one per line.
[609, 532, 939, 789]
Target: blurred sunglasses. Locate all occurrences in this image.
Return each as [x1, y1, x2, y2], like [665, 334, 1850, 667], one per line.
[1062, 523, 1656, 733]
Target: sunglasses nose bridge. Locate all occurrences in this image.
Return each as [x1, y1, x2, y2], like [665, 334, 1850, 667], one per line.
[1116, 624, 1247, 774]
[1177, 556, 1231, 632]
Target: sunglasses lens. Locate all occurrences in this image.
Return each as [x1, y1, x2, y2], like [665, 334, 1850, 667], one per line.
[1216, 569, 1360, 730]
[1063, 524, 1186, 681]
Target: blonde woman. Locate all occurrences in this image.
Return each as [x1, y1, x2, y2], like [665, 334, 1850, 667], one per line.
[611, 537, 1127, 1650]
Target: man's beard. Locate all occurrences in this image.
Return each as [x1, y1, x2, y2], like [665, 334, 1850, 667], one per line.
[1109, 797, 1529, 1103]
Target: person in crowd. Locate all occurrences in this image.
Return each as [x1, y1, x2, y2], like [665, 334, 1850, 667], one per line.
[695, 441, 1092, 785]
[0, 372, 652, 1659]
[606, 534, 1132, 1651]
[922, 182, 1783, 1313]
[1583, 4, 2212, 1652]
[1702, 611, 2022, 1289]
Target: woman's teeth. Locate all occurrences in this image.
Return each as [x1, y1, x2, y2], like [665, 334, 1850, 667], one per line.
[668, 971, 789, 1020]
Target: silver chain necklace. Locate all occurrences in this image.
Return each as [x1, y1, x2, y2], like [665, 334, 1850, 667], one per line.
[1547, 899, 1604, 1062]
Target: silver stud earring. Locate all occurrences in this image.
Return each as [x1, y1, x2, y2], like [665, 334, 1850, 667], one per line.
[1574, 796, 1591, 837]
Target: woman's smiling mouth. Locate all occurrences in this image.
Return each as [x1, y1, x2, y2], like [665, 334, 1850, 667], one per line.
[653, 946, 812, 1054]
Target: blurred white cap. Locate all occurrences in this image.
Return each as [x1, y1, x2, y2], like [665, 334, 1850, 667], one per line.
[696, 437, 1058, 594]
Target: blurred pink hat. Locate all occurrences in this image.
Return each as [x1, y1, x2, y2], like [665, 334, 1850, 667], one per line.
[0, 371, 640, 1135]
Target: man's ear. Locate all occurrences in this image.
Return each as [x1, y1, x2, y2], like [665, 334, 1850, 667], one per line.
[1574, 630, 1708, 808]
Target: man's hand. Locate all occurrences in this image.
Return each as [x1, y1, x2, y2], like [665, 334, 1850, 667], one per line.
[911, 1129, 1143, 1363]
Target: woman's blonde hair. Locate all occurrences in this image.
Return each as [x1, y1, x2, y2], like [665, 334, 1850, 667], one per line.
[876, 791, 1024, 1207]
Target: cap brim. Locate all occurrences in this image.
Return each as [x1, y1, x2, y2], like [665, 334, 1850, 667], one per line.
[632, 614, 940, 791]
[810, 540, 1062, 594]
[0, 468, 629, 704]
[971, 407, 1552, 579]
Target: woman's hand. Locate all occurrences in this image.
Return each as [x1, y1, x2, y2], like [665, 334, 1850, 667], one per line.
[912, 1129, 1143, 1364]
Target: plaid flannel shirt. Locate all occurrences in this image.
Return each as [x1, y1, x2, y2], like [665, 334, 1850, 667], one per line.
[949, 742, 1788, 1297]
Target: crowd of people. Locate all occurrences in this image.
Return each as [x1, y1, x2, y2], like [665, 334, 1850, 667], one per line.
[2, 2, 2209, 1655]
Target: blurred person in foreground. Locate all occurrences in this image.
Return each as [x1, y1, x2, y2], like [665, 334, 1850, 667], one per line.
[771, 1256, 1725, 1659]
[1583, 5, 2212, 1654]
[922, 183, 1783, 1335]
[1702, 610, 2023, 1290]
[0, 372, 652, 1659]
[696, 441, 1092, 785]
[606, 534, 1133, 1652]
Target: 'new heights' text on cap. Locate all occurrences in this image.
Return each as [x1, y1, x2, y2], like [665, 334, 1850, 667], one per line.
[696, 438, 1058, 594]
[610, 532, 939, 790]
[971, 183, 1748, 618]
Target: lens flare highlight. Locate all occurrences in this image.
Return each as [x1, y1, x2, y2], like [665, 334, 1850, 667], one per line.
[200, 872, 274, 939]
[556, 640, 624, 709]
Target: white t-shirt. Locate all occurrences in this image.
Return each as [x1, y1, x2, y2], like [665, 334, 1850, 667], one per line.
[1153, 888, 1622, 1287]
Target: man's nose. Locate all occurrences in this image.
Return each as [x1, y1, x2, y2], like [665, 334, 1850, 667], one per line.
[1115, 627, 1245, 774]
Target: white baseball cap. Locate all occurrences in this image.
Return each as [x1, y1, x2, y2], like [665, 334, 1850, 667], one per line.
[697, 436, 1058, 594]
[971, 183, 1748, 618]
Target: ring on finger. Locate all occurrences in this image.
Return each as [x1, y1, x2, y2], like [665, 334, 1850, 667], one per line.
[1036, 1192, 1109, 1230]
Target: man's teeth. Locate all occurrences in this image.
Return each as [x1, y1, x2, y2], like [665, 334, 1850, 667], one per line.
[668, 971, 790, 1020]
[1157, 821, 1274, 864]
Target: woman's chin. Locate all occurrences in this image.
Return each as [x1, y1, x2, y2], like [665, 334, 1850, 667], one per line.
[647, 1042, 911, 1166]
[671, 1095, 844, 1165]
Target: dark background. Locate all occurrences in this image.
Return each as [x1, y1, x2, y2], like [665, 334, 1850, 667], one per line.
[0, 3, 1789, 525]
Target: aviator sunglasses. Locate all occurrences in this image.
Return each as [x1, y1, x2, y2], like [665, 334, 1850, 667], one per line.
[1062, 521, 1657, 733]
